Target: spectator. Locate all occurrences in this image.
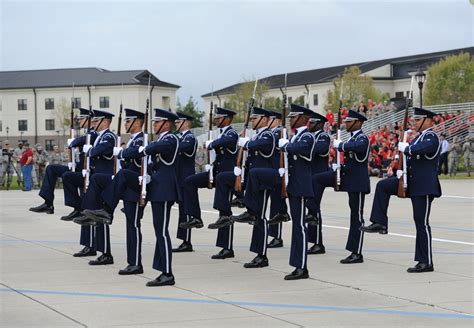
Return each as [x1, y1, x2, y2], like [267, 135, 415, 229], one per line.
[20, 142, 33, 191]
[448, 136, 462, 176]
[462, 136, 474, 176]
[438, 134, 449, 175]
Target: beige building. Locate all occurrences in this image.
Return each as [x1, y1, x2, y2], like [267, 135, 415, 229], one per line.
[202, 47, 473, 116]
[0, 68, 179, 149]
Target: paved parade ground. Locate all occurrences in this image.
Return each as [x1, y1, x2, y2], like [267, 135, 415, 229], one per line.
[0, 178, 473, 327]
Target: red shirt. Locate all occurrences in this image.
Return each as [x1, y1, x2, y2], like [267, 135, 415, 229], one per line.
[20, 148, 33, 165]
[326, 112, 334, 125]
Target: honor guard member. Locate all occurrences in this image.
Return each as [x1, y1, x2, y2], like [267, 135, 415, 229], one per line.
[173, 112, 198, 253]
[305, 111, 330, 255]
[76, 108, 145, 274]
[30, 108, 90, 215]
[231, 107, 276, 268]
[313, 109, 370, 264]
[72, 109, 117, 265]
[266, 110, 290, 248]
[278, 104, 316, 280]
[140, 108, 180, 287]
[362, 107, 441, 273]
[180, 107, 238, 260]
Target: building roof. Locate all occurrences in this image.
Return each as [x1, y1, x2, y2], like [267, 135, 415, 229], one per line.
[202, 47, 474, 97]
[0, 67, 180, 90]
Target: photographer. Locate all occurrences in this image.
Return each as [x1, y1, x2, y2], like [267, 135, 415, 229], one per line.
[0, 140, 14, 188]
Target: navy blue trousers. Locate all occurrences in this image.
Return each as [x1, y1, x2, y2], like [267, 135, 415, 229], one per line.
[38, 164, 68, 204]
[288, 195, 308, 269]
[411, 195, 434, 265]
[151, 201, 174, 274]
[176, 186, 191, 242]
[213, 171, 235, 250]
[61, 171, 95, 250]
[183, 172, 208, 219]
[124, 200, 144, 266]
[369, 176, 398, 228]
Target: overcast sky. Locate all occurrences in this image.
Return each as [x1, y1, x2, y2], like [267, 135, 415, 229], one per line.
[1, 0, 473, 108]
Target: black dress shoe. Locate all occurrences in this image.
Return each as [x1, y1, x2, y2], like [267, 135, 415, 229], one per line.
[208, 216, 233, 229]
[83, 209, 113, 225]
[268, 212, 291, 225]
[73, 215, 97, 226]
[29, 202, 54, 214]
[231, 211, 257, 224]
[146, 273, 175, 287]
[60, 209, 83, 221]
[172, 242, 193, 253]
[230, 198, 245, 208]
[308, 244, 326, 255]
[360, 223, 388, 234]
[73, 246, 97, 257]
[179, 217, 203, 229]
[118, 265, 144, 275]
[267, 238, 283, 248]
[304, 213, 318, 226]
[244, 255, 269, 268]
[211, 248, 234, 259]
[284, 268, 309, 280]
[340, 253, 363, 264]
[407, 262, 434, 273]
[89, 253, 114, 265]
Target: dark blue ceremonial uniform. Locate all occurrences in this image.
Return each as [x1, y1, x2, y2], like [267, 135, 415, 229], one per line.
[144, 130, 180, 274]
[281, 127, 315, 269]
[305, 129, 330, 246]
[62, 130, 98, 250]
[176, 130, 197, 243]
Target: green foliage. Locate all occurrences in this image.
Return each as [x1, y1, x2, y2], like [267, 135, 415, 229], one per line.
[424, 52, 474, 105]
[263, 96, 282, 110]
[293, 95, 305, 106]
[324, 66, 389, 113]
[176, 96, 204, 128]
[55, 98, 71, 132]
[225, 79, 270, 123]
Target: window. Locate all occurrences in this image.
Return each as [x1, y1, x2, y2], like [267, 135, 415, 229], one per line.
[72, 97, 81, 109]
[45, 119, 55, 131]
[313, 94, 319, 106]
[45, 140, 55, 151]
[162, 96, 170, 109]
[288, 96, 293, 104]
[18, 120, 28, 131]
[18, 99, 27, 111]
[99, 96, 109, 108]
[45, 98, 55, 110]
[395, 91, 404, 98]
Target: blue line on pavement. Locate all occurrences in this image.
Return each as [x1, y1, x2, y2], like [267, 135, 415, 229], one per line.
[0, 288, 472, 319]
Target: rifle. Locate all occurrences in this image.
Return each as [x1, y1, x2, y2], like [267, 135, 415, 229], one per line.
[397, 75, 414, 198]
[83, 105, 92, 192]
[69, 82, 76, 172]
[334, 78, 343, 191]
[139, 75, 151, 206]
[114, 83, 124, 175]
[305, 84, 311, 108]
[207, 88, 214, 189]
[280, 73, 289, 198]
[234, 79, 258, 192]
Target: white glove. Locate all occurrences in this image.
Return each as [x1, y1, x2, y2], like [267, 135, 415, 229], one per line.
[333, 139, 342, 148]
[205, 139, 213, 149]
[394, 154, 399, 160]
[238, 137, 249, 148]
[205, 164, 212, 172]
[138, 146, 145, 154]
[81, 169, 88, 177]
[138, 174, 151, 185]
[278, 168, 285, 177]
[234, 166, 242, 176]
[331, 163, 340, 172]
[82, 144, 92, 154]
[396, 170, 403, 179]
[398, 142, 409, 152]
[67, 162, 73, 169]
[278, 138, 289, 148]
[113, 147, 122, 156]
[67, 138, 74, 147]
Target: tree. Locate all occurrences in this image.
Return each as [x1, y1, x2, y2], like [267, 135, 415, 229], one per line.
[424, 52, 474, 106]
[263, 96, 282, 110]
[176, 96, 204, 128]
[225, 79, 270, 122]
[55, 98, 72, 136]
[324, 66, 389, 113]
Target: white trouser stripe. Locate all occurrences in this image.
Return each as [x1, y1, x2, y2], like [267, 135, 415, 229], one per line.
[262, 190, 268, 255]
[104, 224, 108, 254]
[357, 193, 364, 254]
[424, 195, 432, 265]
[228, 192, 233, 250]
[134, 203, 139, 266]
[163, 201, 169, 273]
[186, 215, 190, 242]
[89, 227, 93, 247]
[300, 198, 306, 269]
